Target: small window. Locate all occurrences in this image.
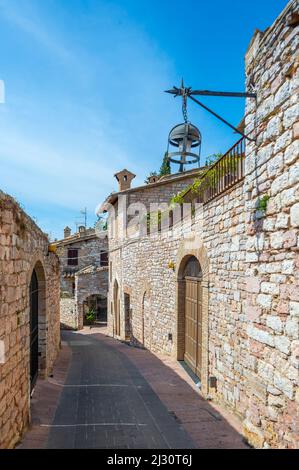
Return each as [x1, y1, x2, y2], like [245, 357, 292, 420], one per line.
[100, 251, 109, 266]
[68, 249, 78, 266]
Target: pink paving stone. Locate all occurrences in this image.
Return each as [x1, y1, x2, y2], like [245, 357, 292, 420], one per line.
[89, 327, 248, 449]
[17, 341, 71, 449]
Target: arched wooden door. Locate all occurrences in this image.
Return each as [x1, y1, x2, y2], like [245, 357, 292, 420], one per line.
[183, 257, 202, 379]
[113, 280, 120, 336]
[30, 269, 39, 391]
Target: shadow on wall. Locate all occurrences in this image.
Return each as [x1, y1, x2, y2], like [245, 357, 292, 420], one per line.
[60, 322, 77, 331]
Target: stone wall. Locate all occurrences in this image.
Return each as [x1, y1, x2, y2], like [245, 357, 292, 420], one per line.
[56, 231, 108, 297]
[76, 266, 108, 329]
[0, 191, 60, 449]
[242, 0, 299, 448]
[60, 298, 77, 330]
[106, 1, 299, 448]
[55, 231, 108, 329]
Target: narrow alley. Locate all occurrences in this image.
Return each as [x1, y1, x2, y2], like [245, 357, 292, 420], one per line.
[19, 327, 247, 450]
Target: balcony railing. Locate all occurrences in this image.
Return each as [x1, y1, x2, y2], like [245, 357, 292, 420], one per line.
[186, 137, 246, 204]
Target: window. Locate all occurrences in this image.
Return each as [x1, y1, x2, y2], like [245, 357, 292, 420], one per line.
[100, 251, 109, 266]
[68, 249, 78, 266]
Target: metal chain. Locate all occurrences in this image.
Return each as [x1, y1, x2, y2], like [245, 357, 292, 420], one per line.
[182, 92, 188, 123]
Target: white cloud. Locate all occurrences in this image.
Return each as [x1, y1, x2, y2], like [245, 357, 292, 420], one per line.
[0, 0, 178, 237]
[0, 0, 80, 67]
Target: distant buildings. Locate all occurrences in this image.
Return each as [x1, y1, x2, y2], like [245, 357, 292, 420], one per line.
[54, 225, 108, 330]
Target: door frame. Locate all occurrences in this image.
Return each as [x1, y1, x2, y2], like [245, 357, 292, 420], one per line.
[29, 269, 39, 391]
[175, 245, 209, 397]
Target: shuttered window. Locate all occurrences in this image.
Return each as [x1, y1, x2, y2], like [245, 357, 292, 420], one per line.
[100, 251, 108, 266]
[68, 249, 78, 266]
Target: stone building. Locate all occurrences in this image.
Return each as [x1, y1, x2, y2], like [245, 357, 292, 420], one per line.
[0, 191, 60, 449]
[101, 0, 299, 449]
[54, 225, 108, 330]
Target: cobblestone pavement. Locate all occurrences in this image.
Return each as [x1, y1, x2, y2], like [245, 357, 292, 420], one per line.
[19, 326, 248, 449]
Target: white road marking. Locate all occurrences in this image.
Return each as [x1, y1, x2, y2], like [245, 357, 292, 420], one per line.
[41, 423, 147, 427]
[48, 380, 132, 388]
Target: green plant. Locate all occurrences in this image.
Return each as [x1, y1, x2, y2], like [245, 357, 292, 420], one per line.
[159, 152, 171, 176]
[85, 308, 96, 324]
[256, 195, 270, 212]
[205, 152, 222, 166]
[169, 151, 243, 206]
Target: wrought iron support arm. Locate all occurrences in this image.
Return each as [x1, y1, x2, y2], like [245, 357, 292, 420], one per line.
[165, 83, 256, 142]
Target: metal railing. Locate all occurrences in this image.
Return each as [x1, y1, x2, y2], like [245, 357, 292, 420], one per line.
[186, 137, 246, 204]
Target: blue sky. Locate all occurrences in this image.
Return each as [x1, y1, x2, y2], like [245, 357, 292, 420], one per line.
[0, 0, 288, 240]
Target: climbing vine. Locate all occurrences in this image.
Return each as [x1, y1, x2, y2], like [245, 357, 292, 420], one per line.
[169, 152, 243, 205]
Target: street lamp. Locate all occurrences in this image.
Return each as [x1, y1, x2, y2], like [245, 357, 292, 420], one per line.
[167, 122, 201, 173]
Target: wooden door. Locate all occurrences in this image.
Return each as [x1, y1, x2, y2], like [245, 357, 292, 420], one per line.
[30, 270, 39, 391]
[184, 276, 202, 379]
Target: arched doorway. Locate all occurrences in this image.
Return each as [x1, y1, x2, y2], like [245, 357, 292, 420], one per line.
[180, 256, 203, 379]
[29, 269, 39, 391]
[29, 261, 47, 390]
[142, 291, 151, 349]
[113, 280, 120, 336]
[83, 294, 107, 325]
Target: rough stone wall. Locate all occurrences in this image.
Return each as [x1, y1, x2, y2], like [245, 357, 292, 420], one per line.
[242, 0, 299, 449]
[56, 232, 108, 297]
[76, 266, 108, 329]
[60, 298, 77, 330]
[55, 232, 108, 329]
[128, 177, 200, 207]
[107, 1, 299, 448]
[0, 192, 60, 449]
[108, 182, 246, 395]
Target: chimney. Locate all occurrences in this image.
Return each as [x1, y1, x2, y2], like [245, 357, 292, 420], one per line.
[148, 175, 160, 184]
[64, 226, 71, 238]
[114, 169, 136, 191]
[78, 225, 86, 236]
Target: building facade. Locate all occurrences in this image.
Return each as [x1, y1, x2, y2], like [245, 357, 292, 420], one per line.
[103, 0, 299, 449]
[0, 191, 60, 449]
[55, 226, 108, 330]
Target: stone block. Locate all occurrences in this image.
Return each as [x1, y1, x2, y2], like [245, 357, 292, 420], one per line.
[290, 203, 299, 227]
[266, 315, 282, 332]
[283, 103, 299, 129]
[290, 301, 299, 316]
[274, 336, 291, 355]
[285, 317, 299, 339]
[257, 294, 272, 309]
[246, 277, 261, 293]
[247, 325, 274, 346]
[273, 371, 294, 399]
[284, 140, 299, 166]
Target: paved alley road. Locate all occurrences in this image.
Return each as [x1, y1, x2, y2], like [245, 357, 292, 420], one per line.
[46, 331, 196, 449]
